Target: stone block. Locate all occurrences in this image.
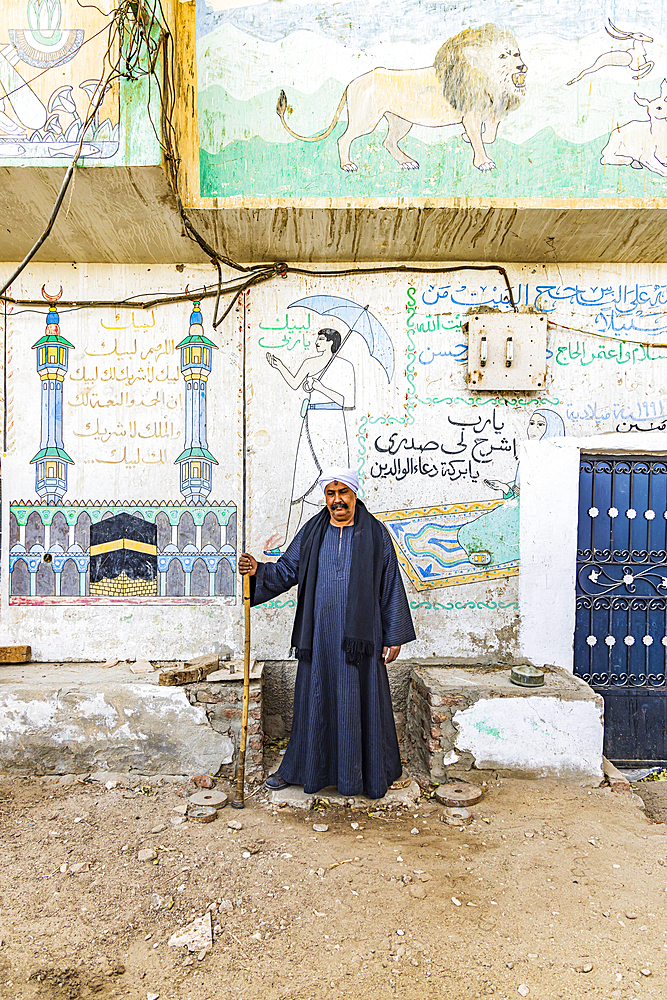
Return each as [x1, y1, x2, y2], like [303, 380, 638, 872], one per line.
[264, 714, 285, 737]
[406, 662, 603, 783]
[0, 668, 233, 776]
[206, 659, 263, 681]
[447, 750, 475, 773]
[208, 719, 231, 736]
[185, 665, 265, 777]
[218, 690, 240, 703]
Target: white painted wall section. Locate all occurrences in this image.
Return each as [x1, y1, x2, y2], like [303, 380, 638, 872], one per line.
[453, 696, 604, 781]
[519, 438, 579, 671]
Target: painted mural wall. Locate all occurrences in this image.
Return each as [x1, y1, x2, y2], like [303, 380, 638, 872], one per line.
[243, 264, 667, 663]
[2, 264, 239, 661]
[3, 260, 667, 661]
[196, 0, 667, 199]
[0, 0, 159, 166]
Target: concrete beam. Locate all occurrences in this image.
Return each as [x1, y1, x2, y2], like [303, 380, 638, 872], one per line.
[0, 663, 233, 776]
[2, 163, 667, 264]
[186, 202, 667, 265]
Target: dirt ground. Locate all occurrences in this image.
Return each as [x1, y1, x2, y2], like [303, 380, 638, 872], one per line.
[0, 772, 665, 1000]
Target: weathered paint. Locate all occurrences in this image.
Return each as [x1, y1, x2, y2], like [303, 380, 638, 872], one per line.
[0, 663, 234, 774]
[195, 0, 667, 201]
[2, 260, 667, 671]
[453, 696, 604, 780]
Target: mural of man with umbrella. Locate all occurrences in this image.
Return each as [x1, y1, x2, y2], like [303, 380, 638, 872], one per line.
[264, 295, 394, 554]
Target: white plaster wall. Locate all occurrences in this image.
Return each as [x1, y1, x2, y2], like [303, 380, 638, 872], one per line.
[0, 679, 234, 774]
[2, 261, 667, 664]
[453, 696, 604, 781]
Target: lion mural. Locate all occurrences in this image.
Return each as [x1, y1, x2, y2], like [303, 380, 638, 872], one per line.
[276, 24, 527, 173]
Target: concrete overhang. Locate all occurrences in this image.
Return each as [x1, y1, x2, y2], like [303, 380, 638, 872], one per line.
[3, 0, 664, 269]
[0, 164, 200, 266]
[2, 167, 667, 265]
[184, 199, 667, 265]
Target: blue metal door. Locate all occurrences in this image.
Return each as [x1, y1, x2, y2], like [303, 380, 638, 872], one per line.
[574, 455, 667, 766]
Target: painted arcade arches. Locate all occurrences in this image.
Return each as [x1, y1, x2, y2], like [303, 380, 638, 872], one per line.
[8, 502, 237, 603]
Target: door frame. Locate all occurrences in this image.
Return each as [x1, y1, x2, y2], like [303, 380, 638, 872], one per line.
[519, 432, 667, 672]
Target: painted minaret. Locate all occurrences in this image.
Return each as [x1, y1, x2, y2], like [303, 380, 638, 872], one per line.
[174, 299, 218, 503]
[30, 285, 74, 504]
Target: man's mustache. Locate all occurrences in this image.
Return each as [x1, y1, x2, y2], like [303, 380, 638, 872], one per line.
[331, 502, 348, 509]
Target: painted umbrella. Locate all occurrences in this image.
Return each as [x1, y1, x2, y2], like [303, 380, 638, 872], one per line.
[287, 295, 395, 382]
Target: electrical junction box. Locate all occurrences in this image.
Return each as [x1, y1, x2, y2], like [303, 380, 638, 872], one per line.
[466, 313, 547, 391]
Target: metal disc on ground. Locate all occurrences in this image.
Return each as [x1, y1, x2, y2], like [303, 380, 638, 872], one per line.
[441, 807, 472, 826]
[189, 790, 228, 808]
[435, 783, 483, 807]
[188, 804, 217, 823]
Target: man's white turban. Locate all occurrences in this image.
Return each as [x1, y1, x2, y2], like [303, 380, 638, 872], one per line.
[318, 467, 359, 495]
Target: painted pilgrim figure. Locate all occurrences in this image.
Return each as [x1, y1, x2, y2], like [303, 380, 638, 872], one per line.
[266, 328, 355, 553]
[239, 468, 415, 800]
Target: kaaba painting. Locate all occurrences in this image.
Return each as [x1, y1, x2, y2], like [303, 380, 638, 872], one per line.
[89, 513, 158, 597]
[8, 501, 237, 604]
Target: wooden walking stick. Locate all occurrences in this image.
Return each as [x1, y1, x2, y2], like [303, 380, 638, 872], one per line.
[232, 572, 251, 809]
[233, 291, 251, 809]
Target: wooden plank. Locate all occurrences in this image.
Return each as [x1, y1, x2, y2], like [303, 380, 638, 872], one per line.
[0, 645, 31, 663]
[207, 659, 261, 681]
[158, 654, 219, 686]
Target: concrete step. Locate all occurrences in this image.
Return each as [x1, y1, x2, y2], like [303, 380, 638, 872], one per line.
[407, 661, 604, 784]
[0, 661, 234, 776]
[265, 779, 421, 810]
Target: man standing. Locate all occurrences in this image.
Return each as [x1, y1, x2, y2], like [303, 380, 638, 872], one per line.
[239, 468, 415, 800]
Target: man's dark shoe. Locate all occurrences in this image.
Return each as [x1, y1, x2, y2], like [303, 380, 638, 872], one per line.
[264, 773, 289, 791]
